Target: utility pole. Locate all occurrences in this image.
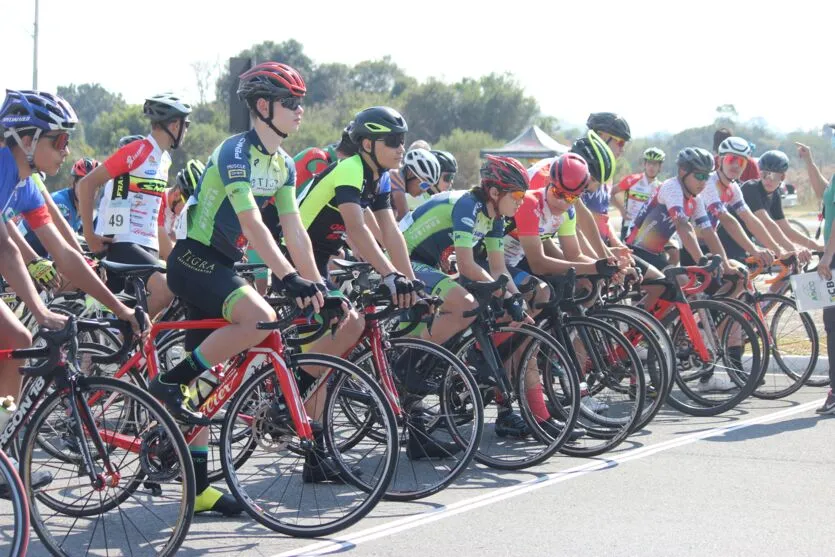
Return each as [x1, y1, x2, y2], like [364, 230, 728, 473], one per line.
[32, 0, 39, 89]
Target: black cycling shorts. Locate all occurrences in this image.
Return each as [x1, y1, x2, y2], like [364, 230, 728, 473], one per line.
[167, 239, 249, 350]
[104, 242, 159, 294]
[629, 245, 668, 275]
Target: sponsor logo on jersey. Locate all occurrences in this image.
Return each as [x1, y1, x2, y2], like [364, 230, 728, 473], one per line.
[461, 217, 475, 227]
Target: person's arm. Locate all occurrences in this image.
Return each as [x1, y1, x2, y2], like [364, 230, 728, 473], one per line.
[698, 227, 737, 273]
[796, 142, 829, 200]
[575, 200, 613, 259]
[43, 193, 83, 253]
[737, 210, 784, 254]
[238, 209, 297, 280]
[34, 223, 137, 319]
[611, 190, 626, 216]
[556, 234, 595, 264]
[0, 221, 61, 326]
[676, 219, 705, 263]
[522, 235, 596, 275]
[5, 220, 39, 263]
[340, 202, 398, 276]
[717, 212, 761, 255]
[486, 248, 519, 295]
[158, 225, 173, 260]
[77, 164, 115, 253]
[391, 189, 408, 221]
[363, 207, 385, 246]
[374, 207, 417, 280]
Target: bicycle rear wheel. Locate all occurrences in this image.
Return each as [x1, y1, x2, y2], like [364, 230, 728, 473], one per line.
[0, 449, 29, 557]
[758, 293, 820, 396]
[220, 353, 398, 538]
[351, 337, 483, 501]
[664, 299, 761, 416]
[22, 376, 195, 557]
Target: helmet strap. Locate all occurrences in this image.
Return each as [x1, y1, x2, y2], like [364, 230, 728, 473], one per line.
[162, 118, 185, 150]
[250, 99, 288, 145]
[366, 140, 386, 175]
[10, 128, 42, 169]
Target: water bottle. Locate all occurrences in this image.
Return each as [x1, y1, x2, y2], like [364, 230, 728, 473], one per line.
[0, 396, 17, 432]
[191, 365, 222, 408]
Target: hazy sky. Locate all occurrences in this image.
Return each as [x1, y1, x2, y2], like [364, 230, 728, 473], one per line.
[2, 0, 833, 137]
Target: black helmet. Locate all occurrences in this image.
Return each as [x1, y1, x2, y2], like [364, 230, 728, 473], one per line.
[570, 130, 615, 183]
[118, 134, 144, 148]
[586, 112, 631, 141]
[349, 106, 408, 144]
[676, 147, 715, 174]
[143, 93, 191, 123]
[758, 150, 789, 173]
[431, 150, 458, 174]
[176, 159, 206, 199]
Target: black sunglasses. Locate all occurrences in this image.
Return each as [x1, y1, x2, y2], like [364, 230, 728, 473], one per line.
[278, 96, 303, 111]
[379, 133, 405, 148]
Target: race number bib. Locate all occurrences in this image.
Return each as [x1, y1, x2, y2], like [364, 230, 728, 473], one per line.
[102, 198, 130, 235]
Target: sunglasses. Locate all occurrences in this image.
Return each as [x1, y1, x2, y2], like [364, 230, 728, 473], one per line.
[554, 190, 580, 203]
[277, 96, 303, 111]
[183, 119, 191, 130]
[44, 132, 70, 151]
[442, 172, 456, 182]
[608, 136, 626, 149]
[506, 190, 526, 201]
[379, 133, 406, 148]
[692, 172, 710, 181]
[762, 171, 784, 182]
[723, 154, 747, 168]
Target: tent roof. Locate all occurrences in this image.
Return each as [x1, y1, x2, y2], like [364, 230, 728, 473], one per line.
[480, 125, 569, 159]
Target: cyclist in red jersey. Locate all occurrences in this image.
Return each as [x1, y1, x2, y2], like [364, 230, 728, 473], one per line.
[78, 93, 191, 318]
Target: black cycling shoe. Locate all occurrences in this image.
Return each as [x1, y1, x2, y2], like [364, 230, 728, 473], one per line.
[494, 408, 530, 438]
[406, 408, 463, 460]
[194, 486, 245, 516]
[302, 452, 362, 484]
[628, 383, 658, 401]
[148, 377, 210, 425]
[392, 353, 439, 397]
[465, 346, 497, 387]
[537, 418, 586, 442]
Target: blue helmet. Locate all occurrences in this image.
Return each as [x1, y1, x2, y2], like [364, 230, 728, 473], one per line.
[0, 89, 78, 134]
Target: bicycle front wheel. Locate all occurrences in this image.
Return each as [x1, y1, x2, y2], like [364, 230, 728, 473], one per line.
[22, 376, 195, 557]
[0, 449, 29, 557]
[220, 353, 398, 538]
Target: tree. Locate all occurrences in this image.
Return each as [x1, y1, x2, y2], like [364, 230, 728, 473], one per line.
[57, 84, 126, 127]
[435, 129, 502, 189]
[305, 63, 352, 105]
[192, 60, 219, 105]
[455, 74, 539, 141]
[350, 57, 405, 95]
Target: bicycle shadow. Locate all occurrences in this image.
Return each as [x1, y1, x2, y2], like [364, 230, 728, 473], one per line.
[705, 415, 823, 443]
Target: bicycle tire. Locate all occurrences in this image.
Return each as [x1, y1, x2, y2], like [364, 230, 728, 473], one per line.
[350, 337, 484, 501]
[220, 352, 398, 538]
[22, 376, 195, 557]
[0, 449, 29, 557]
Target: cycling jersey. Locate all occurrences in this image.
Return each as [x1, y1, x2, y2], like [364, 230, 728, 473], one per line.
[185, 129, 297, 262]
[293, 147, 331, 193]
[96, 135, 171, 250]
[297, 154, 391, 270]
[504, 187, 576, 267]
[627, 177, 711, 255]
[400, 189, 503, 267]
[20, 185, 87, 258]
[717, 178, 781, 259]
[581, 185, 611, 239]
[0, 147, 51, 229]
[618, 173, 660, 230]
[701, 172, 749, 228]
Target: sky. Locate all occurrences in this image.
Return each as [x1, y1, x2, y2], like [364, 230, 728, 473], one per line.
[2, 0, 834, 138]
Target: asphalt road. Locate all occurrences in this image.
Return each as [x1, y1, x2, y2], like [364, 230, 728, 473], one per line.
[6, 384, 832, 557]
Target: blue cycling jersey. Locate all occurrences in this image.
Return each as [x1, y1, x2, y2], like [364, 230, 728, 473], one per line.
[0, 147, 48, 224]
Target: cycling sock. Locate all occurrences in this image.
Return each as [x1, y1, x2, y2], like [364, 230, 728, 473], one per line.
[191, 446, 209, 493]
[525, 382, 550, 422]
[162, 347, 210, 385]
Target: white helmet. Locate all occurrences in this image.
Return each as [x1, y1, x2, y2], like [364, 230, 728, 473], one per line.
[403, 148, 441, 186]
[143, 92, 192, 123]
[718, 136, 751, 157]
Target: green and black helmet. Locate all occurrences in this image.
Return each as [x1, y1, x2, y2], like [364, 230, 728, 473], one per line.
[643, 147, 666, 162]
[348, 106, 408, 144]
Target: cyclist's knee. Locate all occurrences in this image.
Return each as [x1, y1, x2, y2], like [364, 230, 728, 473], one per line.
[532, 280, 550, 306]
[341, 310, 364, 341]
[445, 288, 477, 326]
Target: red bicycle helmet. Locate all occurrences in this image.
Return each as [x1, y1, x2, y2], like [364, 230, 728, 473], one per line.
[480, 155, 529, 192]
[237, 62, 306, 100]
[549, 153, 590, 195]
[71, 157, 100, 178]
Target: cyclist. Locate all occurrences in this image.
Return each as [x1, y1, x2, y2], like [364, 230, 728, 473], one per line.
[78, 93, 191, 318]
[613, 147, 665, 240]
[14, 157, 97, 260]
[293, 133, 351, 194]
[158, 159, 205, 259]
[432, 150, 457, 193]
[721, 150, 821, 269]
[391, 148, 441, 220]
[296, 106, 420, 306]
[713, 127, 760, 183]
[680, 136, 774, 269]
[0, 88, 144, 433]
[576, 112, 633, 257]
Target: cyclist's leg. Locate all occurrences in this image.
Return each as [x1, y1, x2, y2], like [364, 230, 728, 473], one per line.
[0, 301, 32, 400]
[411, 262, 476, 345]
[630, 246, 667, 310]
